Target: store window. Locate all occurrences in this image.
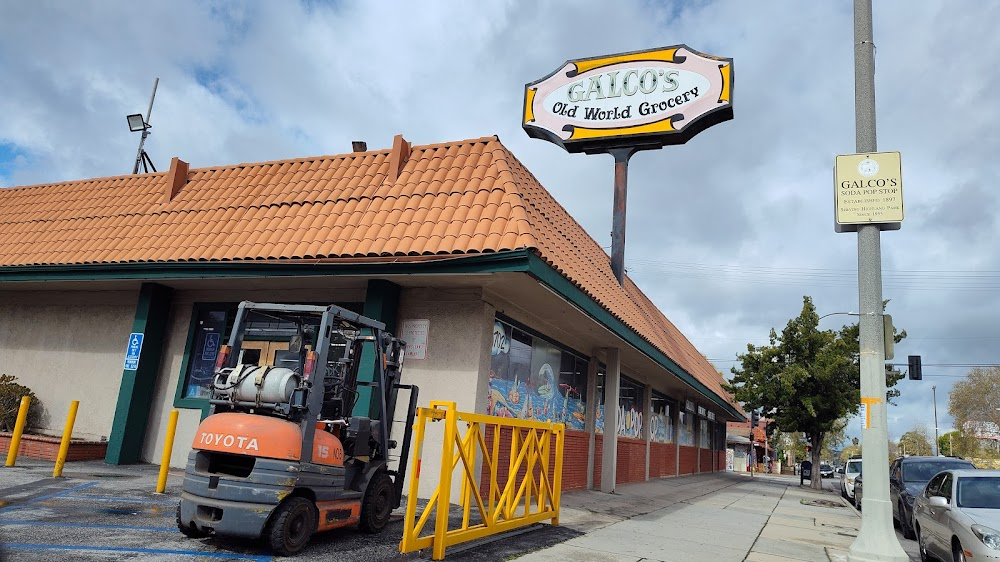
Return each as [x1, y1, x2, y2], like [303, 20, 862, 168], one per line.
[487, 318, 588, 430]
[594, 372, 644, 439]
[177, 301, 361, 403]
[678, 400, 696, 446]
[700, 419, 712, 449]
[649, 390, 673, 444]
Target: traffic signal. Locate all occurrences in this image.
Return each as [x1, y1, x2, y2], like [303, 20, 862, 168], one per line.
[750, 410, 759, 427]
[908, 355, 922, 380]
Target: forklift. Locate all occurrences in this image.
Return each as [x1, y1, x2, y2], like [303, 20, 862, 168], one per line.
[176, 302, 419, 555]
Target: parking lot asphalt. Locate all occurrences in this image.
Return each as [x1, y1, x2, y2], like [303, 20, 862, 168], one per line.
[0, 458, 577, 562]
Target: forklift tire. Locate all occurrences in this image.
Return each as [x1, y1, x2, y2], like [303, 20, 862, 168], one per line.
[176, 504, 209, 539]
[266, 496, 317, 556]
[359, 472, 394, 533]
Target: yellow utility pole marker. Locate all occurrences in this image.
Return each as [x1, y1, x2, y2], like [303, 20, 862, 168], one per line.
[859, 396, 882, 430]
[52, 400, 80, 477]
[5, 396, 31, 467]
[156, 409, 180, 493]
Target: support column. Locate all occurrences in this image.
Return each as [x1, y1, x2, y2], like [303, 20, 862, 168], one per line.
[674, 401, 681, 477]
[354, 279, 401, 419]
[644, 384, 652, 480]
[696, 413, 702, 473]
[600, 348, 620, 493]
[584, 353, 599, 490]
[106, 283, 173, 465]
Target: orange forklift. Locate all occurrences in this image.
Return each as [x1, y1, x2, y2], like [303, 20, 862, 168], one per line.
[176, 302, 418, 555]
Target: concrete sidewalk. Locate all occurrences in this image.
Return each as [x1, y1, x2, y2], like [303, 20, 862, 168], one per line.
[513, 473, 918, 562]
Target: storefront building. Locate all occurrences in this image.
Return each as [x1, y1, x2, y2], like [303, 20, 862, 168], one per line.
[0, 134, 743, 496]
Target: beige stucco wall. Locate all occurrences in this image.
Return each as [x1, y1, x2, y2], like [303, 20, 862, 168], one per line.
[392, 287, 494, 501]
[0, 290, 137, 441]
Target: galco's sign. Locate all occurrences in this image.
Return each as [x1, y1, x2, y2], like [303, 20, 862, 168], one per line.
[522, 45, 734, 153]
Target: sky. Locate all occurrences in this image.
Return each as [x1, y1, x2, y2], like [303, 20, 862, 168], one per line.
[2, 0, 998, 449]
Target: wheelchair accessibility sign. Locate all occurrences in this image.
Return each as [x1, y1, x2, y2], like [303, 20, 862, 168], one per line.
[124, 333, 144, 371]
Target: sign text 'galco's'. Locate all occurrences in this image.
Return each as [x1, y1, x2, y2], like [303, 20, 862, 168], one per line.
[522, 45, 734, 153]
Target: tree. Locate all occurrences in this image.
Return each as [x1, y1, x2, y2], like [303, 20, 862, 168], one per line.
[938, 430, 979, 458]
[898, 426, 933, 456]
[948, 367, 1000, 452]
[725, 296, 904, 490]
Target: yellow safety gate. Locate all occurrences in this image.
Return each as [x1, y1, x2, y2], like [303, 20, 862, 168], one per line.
[400, 401, 565, 560]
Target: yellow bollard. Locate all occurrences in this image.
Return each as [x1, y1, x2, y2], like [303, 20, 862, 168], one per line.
[155, 409, 179, 493]
[52, 400, 79, 477]
[5, 396, 32, 467]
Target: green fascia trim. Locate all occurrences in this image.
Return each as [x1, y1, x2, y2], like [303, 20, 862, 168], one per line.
[524, 253, 745, 422]
[0, 251, 533, 282]
[106, 283, 174, 464]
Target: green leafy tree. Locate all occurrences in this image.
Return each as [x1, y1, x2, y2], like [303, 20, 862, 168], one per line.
[948, 367, 1000, 458]
[898, 426, 933, 456]
[938, 430, 979, 458]
[0, 374, 42, 432]
[725, 296, 904, 490]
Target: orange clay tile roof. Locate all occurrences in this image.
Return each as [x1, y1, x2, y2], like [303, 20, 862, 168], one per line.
[0, 135, 737, 412]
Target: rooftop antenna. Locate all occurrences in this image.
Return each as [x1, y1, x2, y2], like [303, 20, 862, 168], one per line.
[126, 78, 159, 174]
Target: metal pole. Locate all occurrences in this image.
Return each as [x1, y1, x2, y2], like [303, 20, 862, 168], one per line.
[932, 386, 939, 456]
[132, 78, 159, 174]
[608, 148, 636, 286]
[847, 1, 907, 560]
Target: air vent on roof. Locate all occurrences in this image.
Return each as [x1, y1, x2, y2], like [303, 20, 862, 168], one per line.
[388, 134, 411, 182]
[165, 157, 190, 202]
[352, 141, 367, 152]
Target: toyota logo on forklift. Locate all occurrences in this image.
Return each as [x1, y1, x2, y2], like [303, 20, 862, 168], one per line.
[176, 301, 419, 556]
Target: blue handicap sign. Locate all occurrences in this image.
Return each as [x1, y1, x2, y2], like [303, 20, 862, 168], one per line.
[124, 332, 144, 371]
[202, 332, 220, 362]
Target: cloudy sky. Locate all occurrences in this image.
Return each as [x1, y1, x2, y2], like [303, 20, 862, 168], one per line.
[2, 1, 998, 448]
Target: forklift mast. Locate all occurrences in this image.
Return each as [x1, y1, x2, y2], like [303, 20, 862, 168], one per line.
[211, 301, 407, 468]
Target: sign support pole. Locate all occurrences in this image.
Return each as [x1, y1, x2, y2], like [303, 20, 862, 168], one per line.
[847, 1, 907, 560]
[609, 148, 636, 286]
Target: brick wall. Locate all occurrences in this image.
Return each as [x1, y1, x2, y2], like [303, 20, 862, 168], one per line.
[562, 431, 589, 491]
[649, 442, 676, 477]
[718, 451, 726, 471]
[593, 435, 603, 487]
[699, 448, 714, 473]
[678, 445, 698, 475]
[0, 433, 108, 462]
[615, 438, 646, 484]
[479, 426, 587, 498]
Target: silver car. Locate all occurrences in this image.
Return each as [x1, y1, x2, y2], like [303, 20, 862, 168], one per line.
[842, 458, 862, 501]
[912, 469, 1000, 562]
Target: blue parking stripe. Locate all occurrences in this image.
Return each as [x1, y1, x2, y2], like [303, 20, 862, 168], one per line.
[59, 494, 177, 505]
[0, 520, 176, 532]
[1, 543, 272, 561]
[0, 481, 98, 514]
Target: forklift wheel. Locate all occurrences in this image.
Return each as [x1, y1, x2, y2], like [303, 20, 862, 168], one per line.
[359, 472, 394, 533]
[176, 504, 209, 539]
[267, 497, 317, 556]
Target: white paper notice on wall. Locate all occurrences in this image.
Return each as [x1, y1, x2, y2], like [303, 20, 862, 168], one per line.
[400, 319, 429, 360]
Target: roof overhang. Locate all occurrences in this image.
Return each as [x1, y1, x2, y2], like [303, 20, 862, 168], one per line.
[0, 249, 744, 421]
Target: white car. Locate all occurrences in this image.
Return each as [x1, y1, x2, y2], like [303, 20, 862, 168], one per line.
[912, 469, 1000, 562]
[841, 458, 862, 501]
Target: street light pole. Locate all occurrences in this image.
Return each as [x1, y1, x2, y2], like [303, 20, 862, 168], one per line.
[933, 386, 939, 456]
[847, 1, 908, 560]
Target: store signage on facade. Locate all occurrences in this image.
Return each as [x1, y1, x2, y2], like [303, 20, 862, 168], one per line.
[400, 319, 429, 360]
[522, 45, 734, 153]
[834, 151, 903, 231]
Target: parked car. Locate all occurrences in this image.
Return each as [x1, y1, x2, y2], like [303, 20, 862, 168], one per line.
[890, 456, 976, 540]
[912, 469, 1000, 562]
[842, 457, 863, 501]
[820, 463, 835, 478]
[854, 473, 865, 510]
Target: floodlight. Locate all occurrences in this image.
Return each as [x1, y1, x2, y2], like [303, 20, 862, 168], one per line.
[127, 113, 147, 132]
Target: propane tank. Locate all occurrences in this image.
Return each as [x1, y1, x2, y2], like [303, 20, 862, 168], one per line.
[213, 364, 300, 405]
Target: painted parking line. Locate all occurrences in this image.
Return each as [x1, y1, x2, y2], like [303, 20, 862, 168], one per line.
[1, 543, 272, 561]
[0, 520, 176, 532]
[58, 494, 177, 505]
[0, 481, 98, 514]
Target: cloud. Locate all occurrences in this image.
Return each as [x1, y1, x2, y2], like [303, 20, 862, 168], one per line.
[1, 0, 998, 444]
